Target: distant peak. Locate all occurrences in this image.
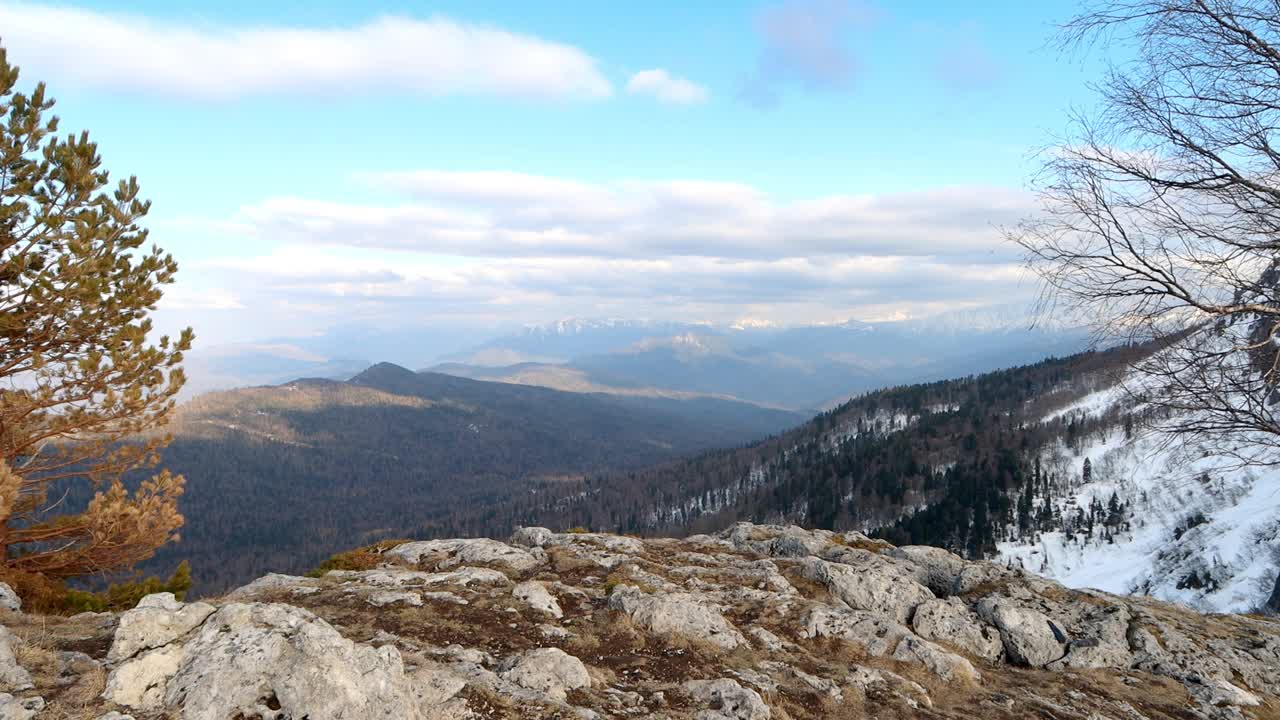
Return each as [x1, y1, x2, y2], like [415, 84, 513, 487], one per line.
[349, 362, 416, 384]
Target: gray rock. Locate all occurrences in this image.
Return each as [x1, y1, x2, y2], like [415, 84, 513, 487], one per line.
[366, 590, 423, 607]
[513, 581, 563, 618]
[684, 678, 771, 720]
[610, 586, 745, 650]
[746, 626, 785, 652]
[0, 585, 19, 613]
[976, 597, 1065, 667]
[106, 602, 441, 719]
[225, 573, 321, 600]
[886, 545, 967, 596]
[0, 629, 29, 693]
[95, 712, 135, 720]
[103, 644, 185, 709]
[387, 538, 541, 571]
[798, 606, 909, 656]
[800, 555, 934, 623]
[0, 693, 42, 720]
[498, 647, 590, 702]
[891, 635, 980, 683]
[511, 526, 555, 548]
[911, 597, 1003, 663]
[107, 594, 216, 663]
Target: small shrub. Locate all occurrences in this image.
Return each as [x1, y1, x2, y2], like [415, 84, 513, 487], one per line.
[62, 561, 193, 613]
[0, 561, 192, 614]
[306, 538, 411, 577]
[565, 527, 590, 534]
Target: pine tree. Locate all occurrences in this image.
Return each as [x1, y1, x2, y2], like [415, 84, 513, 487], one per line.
[1082, 457, 1093, 484]
[0, 45, 192, 583]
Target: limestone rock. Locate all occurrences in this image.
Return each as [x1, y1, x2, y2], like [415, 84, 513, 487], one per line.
[513, 581, 563, 618]
[0, 628, 30, 693]
[799, 606, 909, 656]
[107, 593, 215, 664]
[0, 693, 42, 720]
[976, 597, 1065, 667]
[387, 538, 541, 571]
[225, 573, 321, 600]
[609, 586, 745, 649]
[367, 590, 423, 607]
[107, 602, 439, 719]
[510, 526, 555, 548]
[800, 555, 933, 624]
[684, 678, 770, 720]
[103, 644, 185, 709]
[891, 635, 980, 683]
[886, 545, 967, 596]
[911, 597, 1003, 663]
[498, 647, 590, 702]
[0, 585, 19, 613]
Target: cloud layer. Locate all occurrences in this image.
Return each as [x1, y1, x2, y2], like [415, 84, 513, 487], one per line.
[240, 171, 1029, 261]
[160, 170, 1037, 342]
[0, 4, 612, 99]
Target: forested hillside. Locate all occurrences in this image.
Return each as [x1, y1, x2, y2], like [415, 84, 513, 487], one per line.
[118, 364, 802, 594]
[436, 342, 1163, 560]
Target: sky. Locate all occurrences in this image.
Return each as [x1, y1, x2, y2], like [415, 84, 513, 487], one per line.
[0, 0, 1107, 351]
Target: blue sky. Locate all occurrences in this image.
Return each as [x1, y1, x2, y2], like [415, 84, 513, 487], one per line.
[0, 0, 1107, 350]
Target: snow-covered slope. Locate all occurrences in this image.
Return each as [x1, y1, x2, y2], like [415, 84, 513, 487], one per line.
[997, 379, 1280, 613]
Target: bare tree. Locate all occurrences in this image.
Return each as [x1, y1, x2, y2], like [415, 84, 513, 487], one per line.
[1013, 0, 1280, 462]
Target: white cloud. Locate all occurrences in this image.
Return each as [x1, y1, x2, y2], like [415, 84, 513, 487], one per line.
[0, 3, 612, 100]
[231, 170, 1031, 260]
[626, 69, 708, 104]
[163, 171, 1038, 344]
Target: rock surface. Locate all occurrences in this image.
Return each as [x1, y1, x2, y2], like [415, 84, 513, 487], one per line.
[2, 522, 1277, 719]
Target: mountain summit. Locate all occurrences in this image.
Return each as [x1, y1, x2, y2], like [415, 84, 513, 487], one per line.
[9, 523, 1277, 718]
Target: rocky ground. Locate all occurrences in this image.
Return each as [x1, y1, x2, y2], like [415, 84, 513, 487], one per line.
[0, 523, 1277, 719]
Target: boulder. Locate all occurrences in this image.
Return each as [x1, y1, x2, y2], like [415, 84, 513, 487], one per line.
[684, 678, 771, 720]
[512, 581, 563, 619]
[511, 526, 555, 548]
[976, 597, 1065, 667]
[0, 585, 19, 613]
[107, 593, 215, 663]
[497, 647, 590, 702]
[0, 693, 42, 720]
[0, 628, 30, 693]
[609, 586, 745, 650]
[891, 635, 980, 683]
[911, 597, 1003, 663]
[800, 556, 933, 623]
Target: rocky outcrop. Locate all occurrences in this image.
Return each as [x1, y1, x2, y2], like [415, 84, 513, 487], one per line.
[2, 522, 1276, 719]
[103, 600, 461, 719]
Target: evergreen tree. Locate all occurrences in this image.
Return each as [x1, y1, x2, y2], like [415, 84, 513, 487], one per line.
[0, 45, 192, 583]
